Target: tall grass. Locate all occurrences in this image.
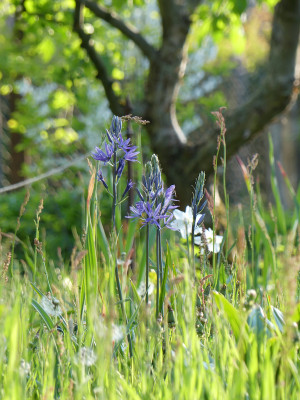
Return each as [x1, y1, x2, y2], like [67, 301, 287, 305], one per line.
[0, 114, 299, 399]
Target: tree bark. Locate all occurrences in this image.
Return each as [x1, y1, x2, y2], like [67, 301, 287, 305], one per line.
[74, 0, 300, 206]
[7, 0, 27, 184]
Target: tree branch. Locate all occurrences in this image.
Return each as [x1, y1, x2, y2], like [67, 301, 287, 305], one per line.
[79, 0, 157, 62]
[150, 0, 300, 205]
[189, 0, 300, 163]
[158, 0, 203, 40]
[73, 0, 123, 115]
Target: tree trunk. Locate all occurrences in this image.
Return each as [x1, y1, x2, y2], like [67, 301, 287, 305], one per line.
[6, 0, 27, 185]
[143, 0, 300, 205]
[74, 0, 300, 206]
[8, 93, 26, 184]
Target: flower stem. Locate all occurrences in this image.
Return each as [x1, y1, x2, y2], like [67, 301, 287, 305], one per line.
[156, 228, 160, 319]
[186, 223, 190, 266]
[112, 145, 117, 230]
[191, 222, 196, 280]
[158, 228, 164, 317]
[114, 261, 133, 357]
[112, 145, 133, 357]
[146, 222, 150, 305]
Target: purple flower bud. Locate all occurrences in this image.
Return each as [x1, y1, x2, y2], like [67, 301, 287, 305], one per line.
[116, 158, 125, 181]
[196, 213, 205, 226]
[106, 129, 113, 143]
[110, 115, 122, 137]
[198, 199, 207, 214]
[136, 187, 145, 202]
[97, 170, 108, 190]
[121, 180, 134, 199]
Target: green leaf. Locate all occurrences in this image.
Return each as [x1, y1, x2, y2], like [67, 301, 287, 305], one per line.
[130, 279, 141, 304]
[36, 37, 55, 62]
[30, 281, 45, 298]
[292, 303, 300, 323]
[231, 0, 247, 14]
[125, 219, 139, 254]
[51, 89, 75, 110]
[97, 217, 111, 264]
[31, 299, 54, 330]
[213, 291, 249, 343]
[269, 134, 286, 235]
[247, 305, 275, 338]
[271, 306, 284, 333]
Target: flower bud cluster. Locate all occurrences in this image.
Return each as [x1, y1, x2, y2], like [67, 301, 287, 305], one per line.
[191, 172, 207, 225]
[128, 154, 177, 230]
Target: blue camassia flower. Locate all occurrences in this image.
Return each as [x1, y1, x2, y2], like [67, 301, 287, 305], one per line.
[128, 201, 168, 229]
[92, 117, 139, 164]
[123, 146, 139, 162]
[127, 185, 177, 230]
[91, 116, 139, 188]
[92, 143, 114, 164]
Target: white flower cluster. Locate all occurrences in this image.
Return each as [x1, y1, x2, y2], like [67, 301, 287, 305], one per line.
[171, 206, 223, 253]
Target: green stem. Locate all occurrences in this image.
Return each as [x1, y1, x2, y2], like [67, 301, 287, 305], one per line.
[158, 228, 163, 317]
[156, 229, 160, 319]
[191, 222, 195, 280]
[42, 256, 53, 297]
[111, 146, 133, 357]
[114, 261, 133, 357]
[112, 146, 117, 230]
[222, 139, 229, 256]
[186, 223, 190, 265]
[251, 191, 256, 289]
[33, 218, 40, 282]
[146, 222, 150, 305]
[213, 148, 221, 288]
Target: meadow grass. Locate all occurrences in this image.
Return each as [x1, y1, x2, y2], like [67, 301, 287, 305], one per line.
[0, 115, 300, 399]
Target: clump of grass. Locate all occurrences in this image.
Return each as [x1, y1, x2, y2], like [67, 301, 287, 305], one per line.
[0, 114, 299, 399]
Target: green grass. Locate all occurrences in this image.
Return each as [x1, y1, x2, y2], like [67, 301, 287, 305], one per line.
[0, 127, 300, 399]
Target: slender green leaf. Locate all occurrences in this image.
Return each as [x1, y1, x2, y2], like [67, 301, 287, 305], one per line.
[159, 244, 170, 313]
[31, 299, 54, 330]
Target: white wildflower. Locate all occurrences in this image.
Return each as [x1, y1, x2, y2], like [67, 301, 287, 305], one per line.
[194, 228, 223, 253]
[171, 206, 203, 239]
[137, 282, 154, 297]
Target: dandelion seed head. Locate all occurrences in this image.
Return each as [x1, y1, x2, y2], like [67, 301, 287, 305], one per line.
[62, 277, 72, 291]
[40, 296, 62, 317]
[111, 324, 125, 342]
[78, 347, 97, 367]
